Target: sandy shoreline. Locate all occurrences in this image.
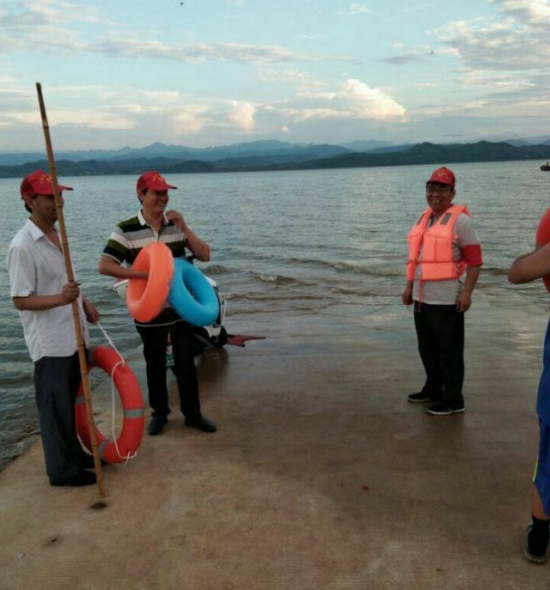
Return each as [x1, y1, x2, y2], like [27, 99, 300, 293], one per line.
[1, 293, 549, 589]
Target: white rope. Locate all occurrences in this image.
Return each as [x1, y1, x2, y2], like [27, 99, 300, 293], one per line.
[96, 321, 125, 364]
[95, 321, 137, 464]
[109, 359, 137, 465]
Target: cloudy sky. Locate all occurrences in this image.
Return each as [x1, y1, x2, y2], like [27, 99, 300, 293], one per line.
[1, 0, 549, 151]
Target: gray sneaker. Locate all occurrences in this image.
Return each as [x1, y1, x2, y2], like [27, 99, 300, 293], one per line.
[426, 402, 465, 416]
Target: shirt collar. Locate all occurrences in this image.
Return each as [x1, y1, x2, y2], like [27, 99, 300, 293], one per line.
[25, 218, 51, 242]
[138, 209, 170, 228]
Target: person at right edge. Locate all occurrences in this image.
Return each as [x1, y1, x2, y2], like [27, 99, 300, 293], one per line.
[508, 247, 550, 564]
[402, 167, 483, 416]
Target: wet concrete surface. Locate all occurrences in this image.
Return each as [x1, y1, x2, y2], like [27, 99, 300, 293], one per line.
[1, 296, 549, 589]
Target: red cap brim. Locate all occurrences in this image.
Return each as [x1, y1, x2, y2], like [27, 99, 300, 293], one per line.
[146, 180, 177, 191]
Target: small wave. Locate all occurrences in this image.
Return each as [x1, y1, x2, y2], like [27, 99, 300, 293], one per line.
[481, 266, 508, 277]
[249, 271, 303, 286]
[228, 292, 331, 303]
[0, 371, 33, 387]
[201, 264, 232, 275]
[330, 285, 400, 297]
[285, 256, 403, 277]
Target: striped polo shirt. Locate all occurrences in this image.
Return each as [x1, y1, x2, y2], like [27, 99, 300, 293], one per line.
[102, 210, 187, 266]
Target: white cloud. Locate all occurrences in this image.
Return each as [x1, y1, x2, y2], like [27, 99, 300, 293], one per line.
[437, 1, 550, 71]
[0, 74, 17, 85]
[0, 83, 215, 141]
[0, 0, 97, 52]
[0, 78, 261, 143]
[5, 108, 135, 130]
[0, 88, 35, 111]
[228, 101, 257, 133]
[0, 0, 99, 27]
[456, 70, 536, 91]
[348, 3, 372, 16]
[281, 126, 290, 133]
[257, 68, 327, 94]
[279, 78, 406, 123]
[0, 31, 353, 66]
[0, 1, 354, 65]
[340, 78, 406, 119]
[173, 107, 212, 136]
[489, 0, 550, 24]
[94, 38, 313, 66]
[411, 100, 490, 119]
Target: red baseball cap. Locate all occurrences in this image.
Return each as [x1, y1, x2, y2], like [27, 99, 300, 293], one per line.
[20, 169, 73, 201]
[426, 166, 455, 188]
[136, 171, 177, 193]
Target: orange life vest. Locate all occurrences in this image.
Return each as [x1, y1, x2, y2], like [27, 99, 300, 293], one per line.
[406, 205, 470, 281]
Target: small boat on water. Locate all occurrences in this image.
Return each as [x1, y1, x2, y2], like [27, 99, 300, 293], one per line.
[541, 162, 550, 171]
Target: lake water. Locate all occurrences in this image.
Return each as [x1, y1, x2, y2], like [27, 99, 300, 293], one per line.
[1, 161, 548, 469]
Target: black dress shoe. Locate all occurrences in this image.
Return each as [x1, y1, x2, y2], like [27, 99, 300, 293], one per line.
[77, 454, 107, 469]
[148, 415, 168, 436]
[50, 469, 97, 487]
[185, 414, 217, 433]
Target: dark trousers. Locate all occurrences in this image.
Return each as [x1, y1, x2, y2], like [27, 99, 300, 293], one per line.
[34, 353, 86, 481]
[136, 318, 200, 419]
[413, 302, 465, 408]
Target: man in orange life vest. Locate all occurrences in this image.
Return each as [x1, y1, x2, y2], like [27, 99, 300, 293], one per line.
[402, 167, 483, 416]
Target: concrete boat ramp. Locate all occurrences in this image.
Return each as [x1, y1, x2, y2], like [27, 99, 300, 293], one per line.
[1, 300, 549, 589]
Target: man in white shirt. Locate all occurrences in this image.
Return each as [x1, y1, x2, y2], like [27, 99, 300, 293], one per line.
[7, 170, 100, 487]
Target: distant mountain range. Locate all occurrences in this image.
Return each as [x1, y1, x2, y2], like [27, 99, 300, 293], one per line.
[0, 140, 353, 167]
[1, 139, 550, 179]
[262, 141, 550, 172]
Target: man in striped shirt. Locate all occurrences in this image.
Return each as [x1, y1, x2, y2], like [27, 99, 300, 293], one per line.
[99, 171, 216, 436]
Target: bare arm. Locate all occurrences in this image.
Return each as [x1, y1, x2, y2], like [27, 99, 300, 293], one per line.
[463, 265, 481, 295]
[508, 244, 550, 284]
[166, 210, 211, 262]
[82, 296, 100, 323]
[98, 255, 148, 279]
[402, 280, 414, 305]
[12, 281, 80, 311]
[456, 265, 481, 313]
[183, 224, 211, 262]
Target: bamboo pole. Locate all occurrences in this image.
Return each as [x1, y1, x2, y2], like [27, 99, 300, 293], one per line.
[35, 83, 106, 498]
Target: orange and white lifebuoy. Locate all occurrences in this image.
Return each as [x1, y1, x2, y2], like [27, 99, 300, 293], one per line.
[536, 207, 550, 293]
[76, 345, 145, 464]
[127, 242, 174, 322]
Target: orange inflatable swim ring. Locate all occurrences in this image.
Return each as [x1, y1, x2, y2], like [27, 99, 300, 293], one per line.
[127, 242, 174, 322]
[536, 207, 550, 293]
[76, 345, 145, 464]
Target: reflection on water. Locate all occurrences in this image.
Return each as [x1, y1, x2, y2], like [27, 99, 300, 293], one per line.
[0, 161, 548, 468]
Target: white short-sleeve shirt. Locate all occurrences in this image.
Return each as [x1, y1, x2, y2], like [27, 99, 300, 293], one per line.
[6, 219, 90, 362]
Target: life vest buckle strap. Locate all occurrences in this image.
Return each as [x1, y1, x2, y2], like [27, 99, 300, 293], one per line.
[439, 212, 452, 226]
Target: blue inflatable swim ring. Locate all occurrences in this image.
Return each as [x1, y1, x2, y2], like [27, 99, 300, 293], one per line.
[168, 259, 220, 327]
